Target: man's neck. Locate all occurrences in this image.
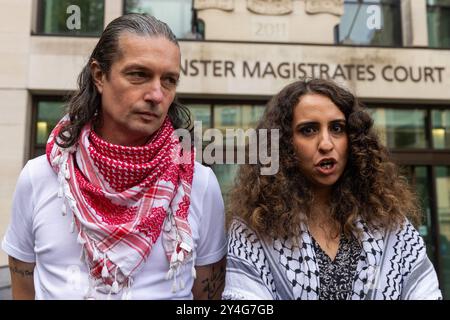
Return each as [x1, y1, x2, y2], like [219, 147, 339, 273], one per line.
[94, 126, 150, 147]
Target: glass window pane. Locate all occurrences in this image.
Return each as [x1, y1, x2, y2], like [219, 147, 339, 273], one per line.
[427, 1, 450, 48]
[36, 101, 65, 152]
[402, 166, 436, 263]
[415, 167, 435, 262]
[338, 0, 402, 46]
[213, 105, 265, 130]
[124, 0, 193, 39]
[369, 108, 427, 148]
[428, 0, 450, 6]
[214, 104, 265, 144]
[209, 163, 239, 203]
[189, 104, 211, 146]
[209, 104, 265, 200]
[435, 166, 450, 299]
[38, 0, 104, 35]
[189, 104, 211, 129]
[432, 110, 450, 148]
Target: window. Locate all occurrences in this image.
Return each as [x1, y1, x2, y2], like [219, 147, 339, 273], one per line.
[33, 99, 66, 158]
[337, 0, 402, 46]
[124, 0, 197, 39]
[428, 0, 450, 48]
[36, 0, 104, 36]
[432, 110, 450, 148]
[209, 163, 239, 202]
[369, 107, 450, 150]
[189, 104, 211, 144]
[213, 105, 265, 131]
[213, 104, 265, 145]
[219, 109, 237, 126]
[369, 108, 428, 149]
[368, 105, 450, 298]
[189, 104, 211, 130]
[403, 166, 435, 263]
[435, 166, 450, 299]
[180, 101, 266, 200]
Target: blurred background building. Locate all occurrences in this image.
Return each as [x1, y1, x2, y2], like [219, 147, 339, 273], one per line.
[0, 0, 450, 298]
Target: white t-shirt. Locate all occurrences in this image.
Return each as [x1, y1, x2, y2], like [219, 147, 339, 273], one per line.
[2, 155, 226, 300]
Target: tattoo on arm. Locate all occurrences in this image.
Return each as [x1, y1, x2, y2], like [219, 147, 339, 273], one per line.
[9, 266, 34, 278]
[201, 264, 225, 299]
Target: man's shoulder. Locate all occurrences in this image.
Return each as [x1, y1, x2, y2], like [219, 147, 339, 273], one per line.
[11, 155, 57, 208]
[24, 154, 57, 182]
[191, 162, 224, 203]
[192, 161, 213, 185]
[27, 154, 49, 166]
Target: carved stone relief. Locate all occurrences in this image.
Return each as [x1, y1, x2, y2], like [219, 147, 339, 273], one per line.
[305, 0, 344, 16]
[194, 0, 235, 11]
[247, 0, 293, 15]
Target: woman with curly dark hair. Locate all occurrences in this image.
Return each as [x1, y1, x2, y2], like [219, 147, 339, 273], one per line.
[222, 79, 441, 300]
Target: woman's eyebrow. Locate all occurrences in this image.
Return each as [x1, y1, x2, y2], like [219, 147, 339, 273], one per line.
[296, 120, 318, 126]
[330, 119, 346, 123]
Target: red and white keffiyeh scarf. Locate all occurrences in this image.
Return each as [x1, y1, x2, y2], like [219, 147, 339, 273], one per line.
[46, 116, 195, 299]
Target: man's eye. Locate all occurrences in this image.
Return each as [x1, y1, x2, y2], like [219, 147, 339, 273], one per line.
[128, 71, 146, 78]
[163, 77, 178, 87]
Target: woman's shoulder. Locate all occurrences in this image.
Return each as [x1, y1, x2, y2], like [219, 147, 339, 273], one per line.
[228, 217, 266, 251]
[229, 217, 259, 237]
[379, 218, 441, 299]
[384, 218, 427, 259]
[387, 218, 422, 241]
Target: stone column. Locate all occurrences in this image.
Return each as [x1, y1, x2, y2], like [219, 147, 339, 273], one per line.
[0, 0, 33, 266]
[401, 0, 428, 47]
[104, 0, 124, 28]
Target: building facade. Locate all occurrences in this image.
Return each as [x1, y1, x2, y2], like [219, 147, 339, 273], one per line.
[1, 0, 450, 298]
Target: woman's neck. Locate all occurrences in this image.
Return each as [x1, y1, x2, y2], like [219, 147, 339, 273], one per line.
[310, 188, 331, 221]
[308, 188, 340, 239]
[308, 190, 341, 260]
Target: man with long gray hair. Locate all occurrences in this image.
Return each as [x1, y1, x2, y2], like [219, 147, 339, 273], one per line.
[2, 14, 226, 300]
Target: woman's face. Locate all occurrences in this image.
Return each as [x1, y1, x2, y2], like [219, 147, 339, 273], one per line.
[292, 93, 349, 191]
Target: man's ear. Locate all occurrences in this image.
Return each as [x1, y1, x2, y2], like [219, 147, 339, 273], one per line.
[91, 60, 105, 94]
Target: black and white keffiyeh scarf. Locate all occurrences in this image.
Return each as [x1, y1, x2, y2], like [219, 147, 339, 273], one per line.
[224, 217, 442, 300]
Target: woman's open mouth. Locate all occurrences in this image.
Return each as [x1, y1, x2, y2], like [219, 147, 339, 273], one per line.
[315, 158, 337, 175]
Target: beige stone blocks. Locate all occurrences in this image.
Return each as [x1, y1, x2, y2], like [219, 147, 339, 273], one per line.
[0, 89, 29, 266]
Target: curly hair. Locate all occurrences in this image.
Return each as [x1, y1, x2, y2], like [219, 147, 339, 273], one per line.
[227, 79, 421, 240]
[57, 13, 191, 148]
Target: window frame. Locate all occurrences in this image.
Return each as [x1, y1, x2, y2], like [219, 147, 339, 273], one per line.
[31, 95, 67, 159]
[366, 102, 450, 292]
[336, 0, 403, 48]
[366, 103, 450, 155]
[34, 0, 105, 37]
[122, 0, 203, 40]
[427, 0, 450, 48]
